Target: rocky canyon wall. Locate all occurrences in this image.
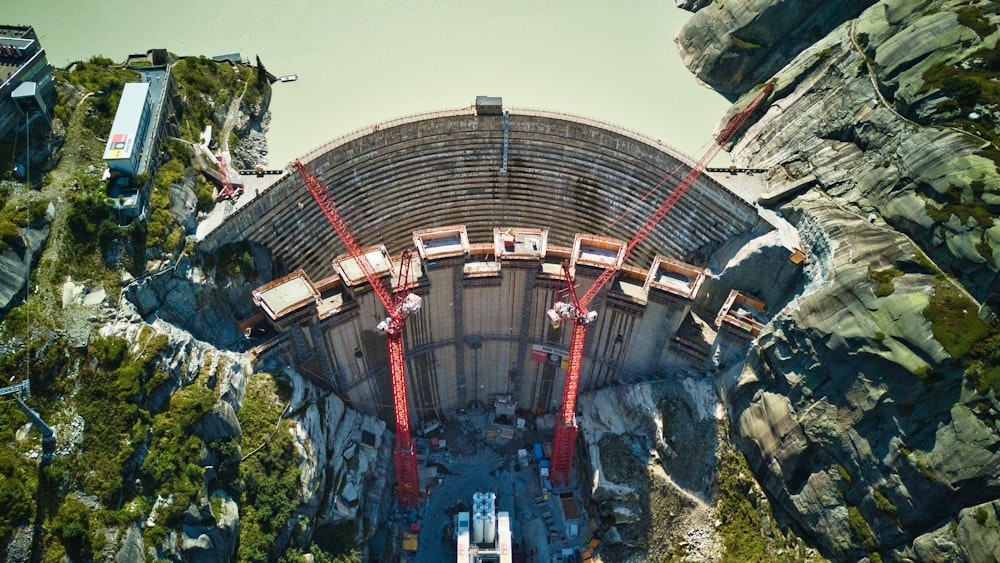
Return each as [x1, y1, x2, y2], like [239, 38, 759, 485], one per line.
[679, 0, 1000, 559]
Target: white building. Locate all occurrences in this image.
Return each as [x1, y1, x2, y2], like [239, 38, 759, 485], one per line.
[103, 82, 151, 175]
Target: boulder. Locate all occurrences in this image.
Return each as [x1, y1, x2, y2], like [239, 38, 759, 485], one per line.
[193, 400, 242, 442]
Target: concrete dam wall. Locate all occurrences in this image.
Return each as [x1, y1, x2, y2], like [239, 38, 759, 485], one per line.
[203, 106, 782, 424]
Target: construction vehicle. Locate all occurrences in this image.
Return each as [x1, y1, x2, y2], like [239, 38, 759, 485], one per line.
[545, 83, 775, 487]
[293, 160, 423, 510]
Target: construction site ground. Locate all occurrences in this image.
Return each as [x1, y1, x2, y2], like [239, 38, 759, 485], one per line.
[405, 410, 594, 563]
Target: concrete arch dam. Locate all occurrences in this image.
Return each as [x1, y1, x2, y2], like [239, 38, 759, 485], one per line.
[201, 104, 783, 424]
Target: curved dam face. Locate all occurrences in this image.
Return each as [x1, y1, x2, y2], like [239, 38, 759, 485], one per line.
[203, 105, 782, 424]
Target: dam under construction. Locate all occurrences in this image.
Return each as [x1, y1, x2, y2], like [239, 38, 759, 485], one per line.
[199, 96, 805, 561]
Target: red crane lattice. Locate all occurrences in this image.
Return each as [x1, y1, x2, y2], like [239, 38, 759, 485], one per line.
[215, 156, 244, 202]
[293, 160, 423, 510]
[546, 83, 775, 487]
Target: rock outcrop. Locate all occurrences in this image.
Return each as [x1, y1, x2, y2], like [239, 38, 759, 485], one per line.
[576, 379, 723, 560]
[124, 249, 272, 349]
[677, 0, 878, 99]
[679, 0, 1000, 559]
[0, 201, 53, 313]
[686, 0, 1000, 312]
[281, 368, 392, 549]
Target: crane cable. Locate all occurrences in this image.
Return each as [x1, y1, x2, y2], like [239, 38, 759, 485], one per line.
[604, 136, 716, 232]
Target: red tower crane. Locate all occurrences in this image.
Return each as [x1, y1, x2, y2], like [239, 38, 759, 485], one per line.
[546, 83, 775, 487]
[215, 155, 244, 202]
[293, 160, 423, 510]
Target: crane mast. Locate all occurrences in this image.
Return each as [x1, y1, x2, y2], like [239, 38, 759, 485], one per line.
[547, 83, 774, 487]
[293, 160, 422, 510]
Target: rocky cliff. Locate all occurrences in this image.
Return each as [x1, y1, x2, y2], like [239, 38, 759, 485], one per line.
[679, 0, 1000, 560]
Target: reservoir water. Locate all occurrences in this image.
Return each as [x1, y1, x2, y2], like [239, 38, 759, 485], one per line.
[7, 1, 731, 167]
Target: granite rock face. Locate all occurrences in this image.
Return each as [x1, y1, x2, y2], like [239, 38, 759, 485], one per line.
[0, 202, 53, 313]
[124, 249, 272, 348]
[733, 193, 1000, 558]
[680, 0, 1000, 559]
[676, 0, 877, 99]
[279, 368, 392, 552]
[728, 0, 1000, 312]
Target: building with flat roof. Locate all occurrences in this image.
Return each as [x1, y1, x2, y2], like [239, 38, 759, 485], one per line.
[0, 25, 54, 139]
[103, 82, 152, 175]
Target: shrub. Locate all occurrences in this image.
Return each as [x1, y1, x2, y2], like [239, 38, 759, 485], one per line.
[974, 506, 989, 525]
[238, 374, 300, 562]
[957, 6, 997, 38]
[50, 497, 92, 556]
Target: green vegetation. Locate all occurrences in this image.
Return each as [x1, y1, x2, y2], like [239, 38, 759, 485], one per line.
[924, 199, 994, 229]
[141, 383, 215, 532]
[731, 36, 764, 51]
[50, 497, 94, 557]
[0, 448, 36, 545]
[872, 489, 897, 517]
[836, 464, 852, 484]
[280, 547, 362, 563]
[597, 434, 644, 483]
[868, 266, 903, 297]
[921, 39, 1000, 146]
[974, 506, 990, 525]
[923, 276, 991, 359]
[206, 241, 258, 283]
[966, 334, 1000, 395]
[0, 53, 281, 561]
[716, 442, 811, 562]
[0, 194, 50, 252]
[73, 332, 168, 505]
[237, 373, 303, 561]
[847, 506, 877, 549]
[57, 56, 141, 136]
[956, 6, 998, 38]
[171, 56, 263, 144]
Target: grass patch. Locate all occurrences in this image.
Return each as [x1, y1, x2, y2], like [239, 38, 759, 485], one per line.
[171, 56, 259, 145]
[836, 464, 852, 484]
[238, 373, 300, 562]
[923, 276, 990, 359]
[976, 240, 996, 267]
[974, 506, 989, 525]
[847, 505, 877, 549]
[140, 383, 216, 526]
[0, 451, 37, 547]
[872, 489, 897, 517]
[868, 266, 903, 297]
[925, 200, 995, 229]
[920, 40, 1000, 146]
[966, 334, 1000, 394]
[56, 57, 141, 136]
